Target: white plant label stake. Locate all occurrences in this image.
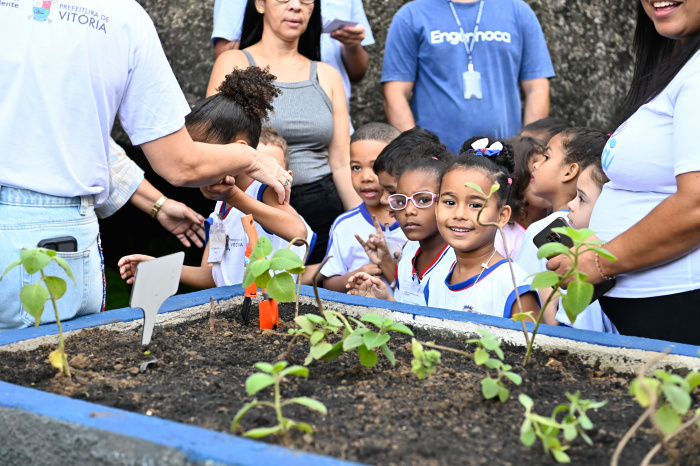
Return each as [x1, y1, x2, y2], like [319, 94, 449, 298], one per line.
[129, 252, 184, 346]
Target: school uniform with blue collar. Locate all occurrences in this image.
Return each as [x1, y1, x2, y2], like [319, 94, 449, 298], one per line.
[206, 180, 315, 287]
[395, 241, 455, 306]
[424, 259, 534, 317]
[321, 203, 407, 294]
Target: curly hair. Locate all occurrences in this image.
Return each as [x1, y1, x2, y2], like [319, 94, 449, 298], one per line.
[186, 67, 280, 147]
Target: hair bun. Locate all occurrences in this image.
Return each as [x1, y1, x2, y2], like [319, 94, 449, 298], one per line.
[216, 66, 280, 121]
[459, 136, 515, 174]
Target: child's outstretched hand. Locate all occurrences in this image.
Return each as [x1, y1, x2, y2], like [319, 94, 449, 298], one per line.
[355, 215, 398, 281]
[118, 254, 155, 285]
[346, 272, 393, 301]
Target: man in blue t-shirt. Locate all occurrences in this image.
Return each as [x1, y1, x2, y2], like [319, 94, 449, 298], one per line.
[382, 0, 555, 153]
[211, 0, 374, 131]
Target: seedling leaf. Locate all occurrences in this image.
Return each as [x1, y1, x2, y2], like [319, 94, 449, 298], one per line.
[363, 331, 390, 350]
[51, 256, 76, 284]
[465, 182, 486, 196]
[360, 313, 384, 327]
[482, 378, 499, 399]
[295, 316, 315, 334]
[44, 276, 67, 300]
[474, 347, 489, 365]
[662, 384, 691, 414]
[20, 283, 48, 320]
[310, 342, 333, 360]
[531, 271, 560, 290]
[380, 343, 396, 366]
[504, 372, 522, 385]
[249, 258, 271, 278]
[537, 242, 572, 259]
[686, 371, 700, 390]
[1, 259, 21, 279]
[20, 249, 51, 275]
[519, 394, 534, 409]
[358, 345, 378, 367]
[245, 373, 275, 395]
[252, 236, 273, 259]
[271, 248, 304, 271]
[552, 449, 571, 463]
[655, 405, 682, 435]
[387, 322, 414, 335]
[49, 349, 66, 371]
[244, 426, 284, 438]
[290, 397, 327, 414]
[231, 400, 258, 432]
[280, 366, 308, 378]
[254, 362, 274, 373]
[267, 272, 296, 302]
[562, 280, 594, 322]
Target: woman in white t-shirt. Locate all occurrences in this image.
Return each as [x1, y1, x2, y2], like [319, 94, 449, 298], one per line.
[547, 1, 700, 345]
[0, 0, 291, 331]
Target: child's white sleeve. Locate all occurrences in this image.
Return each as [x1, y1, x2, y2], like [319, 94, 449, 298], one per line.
[320, 223, 347, 278]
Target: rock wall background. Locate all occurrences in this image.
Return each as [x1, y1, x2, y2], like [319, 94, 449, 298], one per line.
[114, 0, 636, 146]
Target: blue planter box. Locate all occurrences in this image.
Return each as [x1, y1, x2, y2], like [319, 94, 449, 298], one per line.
[1, 286, 698, 465]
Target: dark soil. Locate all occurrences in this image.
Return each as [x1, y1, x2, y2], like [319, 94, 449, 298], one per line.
[2, 302, 699, 465]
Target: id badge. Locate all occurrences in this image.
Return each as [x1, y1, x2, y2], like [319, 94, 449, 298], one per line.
[463, 70, 482, 100]
[207, 219, 227, 264]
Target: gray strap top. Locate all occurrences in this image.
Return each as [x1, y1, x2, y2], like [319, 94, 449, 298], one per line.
[242, 50, 334, 186]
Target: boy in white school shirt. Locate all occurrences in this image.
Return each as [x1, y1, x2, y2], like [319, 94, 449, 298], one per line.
[321, 123, 407, 293]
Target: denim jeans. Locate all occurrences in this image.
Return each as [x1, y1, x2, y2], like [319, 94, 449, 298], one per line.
[0, 187, 104, 331]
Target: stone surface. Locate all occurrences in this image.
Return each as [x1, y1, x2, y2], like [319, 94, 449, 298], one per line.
[118, 0, 636, 146]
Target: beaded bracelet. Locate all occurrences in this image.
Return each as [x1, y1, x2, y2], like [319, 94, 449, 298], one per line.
[594, 252, 614, 280]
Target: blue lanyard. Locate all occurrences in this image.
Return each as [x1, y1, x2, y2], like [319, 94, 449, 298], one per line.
[447, 0, 485, 71]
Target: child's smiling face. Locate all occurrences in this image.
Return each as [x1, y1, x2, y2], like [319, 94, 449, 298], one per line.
[394, 169, 440, 242]
[350, 140, 387, 207]
[436, 167, 510, 253]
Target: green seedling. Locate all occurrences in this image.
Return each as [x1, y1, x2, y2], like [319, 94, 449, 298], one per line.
[231, 361, 327, 439]
[242, 236, 306, 302]
[289, 310, 413, 367]
[519, 392, 607, 463]
[411, 338, 442, 380]
[1, 248, 75, 378]
[468, 329, 522, 402]
[521, 227, 616, 366]
[613, 350, 700, 466]
[288, 311, 344, 365]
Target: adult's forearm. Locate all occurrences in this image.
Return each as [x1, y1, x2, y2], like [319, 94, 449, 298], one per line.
[341, 45, 369, 83]
[128, 179, 164, 214]
[601, 174, 700, 277]
[383, 95, 415, 132]
[331, 166, 361, 210]
[522, 82, 550, 126]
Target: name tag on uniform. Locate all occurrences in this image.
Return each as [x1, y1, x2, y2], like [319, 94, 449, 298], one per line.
[207, 220, 227, 264]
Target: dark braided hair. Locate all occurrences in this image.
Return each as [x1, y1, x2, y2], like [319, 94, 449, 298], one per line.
[441, 136, 515, 207]
[186, 66, 280, 147]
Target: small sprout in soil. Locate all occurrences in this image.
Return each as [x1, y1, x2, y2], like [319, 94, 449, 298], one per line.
[411, 338, 441, 380]
[242, 237, 306, 302]
[519, 392, 607, 463]
[468, 330, 522, 402]
[613, 350, 700, 466]
[522, 227, 616, 366]
[289, 311, 413, 368]
[1, 247, 76, 378]
[232, 361, 327, 439]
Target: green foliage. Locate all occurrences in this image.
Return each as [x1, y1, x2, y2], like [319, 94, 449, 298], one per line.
[290, 312, 413, 368]
[231, 360, 327, 439]
[1, 248, 75, 377]
[468, 330, 521, 402]
[629, 367, 700, 435]
[411, 338, 442, 380]
[519, 392, 607, 463]
[520, 227, 616, 366]
[242, 237, 305, 302]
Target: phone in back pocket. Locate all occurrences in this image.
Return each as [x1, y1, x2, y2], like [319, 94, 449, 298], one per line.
[532, 217, 615, 301]
[37, 236, 78, 253]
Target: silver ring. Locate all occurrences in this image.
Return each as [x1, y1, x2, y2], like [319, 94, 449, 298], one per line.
[283, 178, 290, 186]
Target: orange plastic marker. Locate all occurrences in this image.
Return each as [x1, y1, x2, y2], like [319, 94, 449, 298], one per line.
[241, 215, 278, 330]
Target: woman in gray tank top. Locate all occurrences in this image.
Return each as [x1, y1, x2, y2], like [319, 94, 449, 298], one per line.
[206, 0, 360, 265]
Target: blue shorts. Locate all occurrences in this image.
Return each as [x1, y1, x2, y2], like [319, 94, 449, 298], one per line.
[0, 187, 105, 331]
